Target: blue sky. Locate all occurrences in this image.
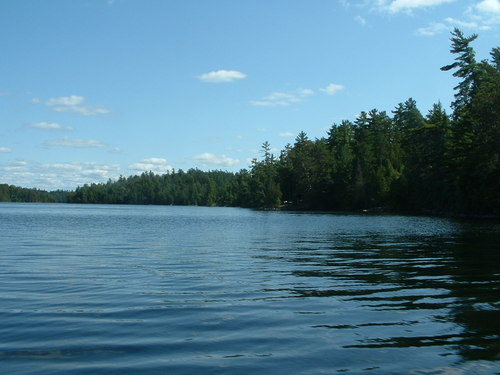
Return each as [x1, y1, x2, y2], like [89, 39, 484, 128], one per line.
[1, 0, 499, 190]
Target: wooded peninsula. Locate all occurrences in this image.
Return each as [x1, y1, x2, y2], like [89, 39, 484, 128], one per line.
[2, 30, 499, 216]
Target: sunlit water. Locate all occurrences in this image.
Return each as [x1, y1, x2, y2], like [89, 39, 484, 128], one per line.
[1, 203, 499, 375]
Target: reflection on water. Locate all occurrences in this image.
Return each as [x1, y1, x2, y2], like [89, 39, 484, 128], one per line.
[271, 220, 500, 363]
[0, 203, 499, 375]
[251, 212, 500, 371]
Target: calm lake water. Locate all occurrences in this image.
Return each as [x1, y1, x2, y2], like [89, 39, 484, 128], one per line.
[1, 203, 499, 375]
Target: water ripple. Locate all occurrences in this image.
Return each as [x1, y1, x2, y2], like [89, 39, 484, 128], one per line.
[1, 203, 499, 374]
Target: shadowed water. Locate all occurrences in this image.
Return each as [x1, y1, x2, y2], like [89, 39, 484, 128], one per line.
[1, 203, 499, 374]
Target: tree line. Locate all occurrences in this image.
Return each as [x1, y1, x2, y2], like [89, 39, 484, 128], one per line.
[2, 29, 499, 216]
[0, 184, 67, 203]
[247, 29, 499, 215]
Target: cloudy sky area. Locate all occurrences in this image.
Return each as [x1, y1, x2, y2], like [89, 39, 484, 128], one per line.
[1, 0, 499, 190]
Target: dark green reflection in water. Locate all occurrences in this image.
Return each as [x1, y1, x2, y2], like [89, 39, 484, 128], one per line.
[278, 220, 500, 362]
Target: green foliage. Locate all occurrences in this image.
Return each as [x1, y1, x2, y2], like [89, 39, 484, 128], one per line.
[68, 169, 243, 207]
[326, 120, 355, 208]
[440, 29, 500, 214]
[441, 28, 479, 115]
[247, 142, 282, 208]
[0, 184, 69, 203]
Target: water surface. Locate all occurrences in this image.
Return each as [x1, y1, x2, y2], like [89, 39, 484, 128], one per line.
[1, 203, 499, 374]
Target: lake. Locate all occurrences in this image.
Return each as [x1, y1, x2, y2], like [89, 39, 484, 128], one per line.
[0, 203, 499, 374]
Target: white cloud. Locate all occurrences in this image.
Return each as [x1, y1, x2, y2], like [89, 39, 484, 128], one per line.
[250, 88, 313, 107]
[28, 122, 73, 130]
[298, 88, 314, 96]
[251, 92, 298, 107]
[279, 132, 295, 137]
[45, 95, 110, 116]
[384, 0, 455, 13]
[11, 160, 29, 166]
[128, 157, 173, 174]
[375, 0, 500, 33]
[417, 9, 498, 36]
[417, 21, 450, 35]
[444, 16, 486, 29]
[250, 100, 286, 107]
[463, 1, 500, 29]
[143, 157, 167, 164]
[0, 147, 12, 153]
[193, 153, 239, 167]
[477, 0, 500, 14]
[0, 160, 121, 190]
[359, 0, 499, 31]
[46, 95, 85, 107]
[320, 83, 344, 95]
[197, 70, 247, 83]
[44, 136, 107, 148]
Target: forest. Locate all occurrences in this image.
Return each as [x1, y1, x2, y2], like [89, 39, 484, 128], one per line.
[2, 29, 499, 216]
[0, 184, 67, 203]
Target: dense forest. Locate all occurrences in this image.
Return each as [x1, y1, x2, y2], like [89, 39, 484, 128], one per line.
[2, 29, 499, 216]
[0, 184, 67, 203]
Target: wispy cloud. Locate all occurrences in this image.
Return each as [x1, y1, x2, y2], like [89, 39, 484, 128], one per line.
[416, 4, 500, 36]
[445, 16, 487, 29]
[193, 153, 239, 167]
[472, 0, 500, 28]
[250, 92, 299, 107]
[347, 0, 499, 33]
[355, 15, 367, 25]
[417, 22, 450, 36]
[298, 88, 314, 96]
[379, 0, 455, 13]
[44, 136, 107, 148]
[27, 122, 73, 131]
[197, 70, 247, 83]
[128, 157, 173, 174]
[476, 0, 500, 13]
[368, 0, 500, 34]
[251, 83, 344, 106]
[0, 160, 121, 190]
[0, 147, 12, 153]
[279, 132, 295, 137]
[250, 88, 314, 107]
[320, 83, 344, 95]
[45, 95, 110, 116]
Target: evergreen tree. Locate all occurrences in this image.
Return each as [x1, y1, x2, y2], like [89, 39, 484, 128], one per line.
[327, 120, 355, 209]
[248, 142, 282, 208]
[441, 28, 479, 116]
[441, 28, 500, 214]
